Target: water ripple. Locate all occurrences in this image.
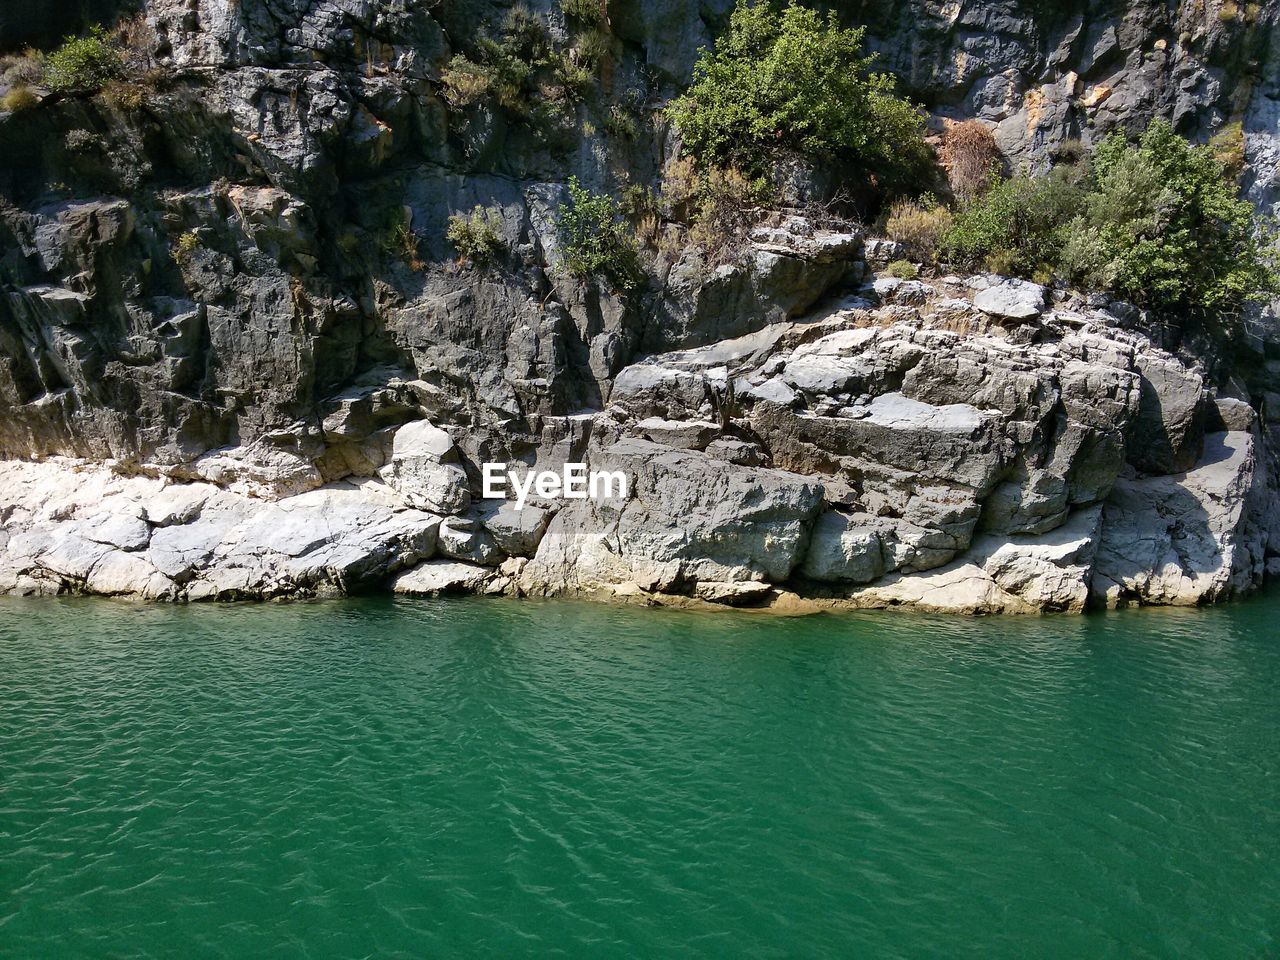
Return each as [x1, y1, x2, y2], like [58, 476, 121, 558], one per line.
[0, 595, 1277, 958]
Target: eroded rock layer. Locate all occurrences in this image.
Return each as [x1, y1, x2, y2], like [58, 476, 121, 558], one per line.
[2, 0, 1279, 611]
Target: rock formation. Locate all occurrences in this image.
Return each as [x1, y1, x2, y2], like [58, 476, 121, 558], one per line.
[1, 0, 1277, 612]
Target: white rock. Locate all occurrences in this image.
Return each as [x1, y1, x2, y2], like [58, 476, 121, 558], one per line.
[1091, 431, 1260, 607]
[973, 278, 1046, 321]
[392, 560, 494, 596]
[379, 420, 471, 514]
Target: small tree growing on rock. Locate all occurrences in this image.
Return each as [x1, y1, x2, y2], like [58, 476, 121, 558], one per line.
[665, 0, 929, 195]
[43, 27, 124, 93]
[557, 177, 641, 291]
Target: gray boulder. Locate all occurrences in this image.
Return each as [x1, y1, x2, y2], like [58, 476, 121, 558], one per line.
[973, 279, 1047, 323]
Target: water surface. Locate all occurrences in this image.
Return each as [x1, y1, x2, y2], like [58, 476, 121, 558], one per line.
[1, 596, 1276, 958]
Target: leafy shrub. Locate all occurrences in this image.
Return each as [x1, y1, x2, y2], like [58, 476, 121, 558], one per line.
[884, 197, 952, 262]
[441, 56, 492, 108]
[943, 166, 1087, 277]
[885, 259, 918, 279]
[173, 231, 200, 264]
[573, 26, 612, 68]
[665, 0, 928, 191]
[552, 51, 593, 101]
[442, 6, 550, 116]
[557, 176, 641, 290]
[1, 85, 38, 112]
[941, 120, 1001, 200]
[446, 206, 505, 264]
[44, 27, 123, 93]
[1059, 119, 1278, 315]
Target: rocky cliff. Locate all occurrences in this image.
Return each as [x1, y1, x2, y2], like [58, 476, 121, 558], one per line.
[1, 0, 1278, 611]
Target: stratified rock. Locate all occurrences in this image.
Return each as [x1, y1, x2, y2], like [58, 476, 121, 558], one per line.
[392, 560, 495, 596]
[874, 277, 932, 306]
[523, 439, 824, 594]
[481, 502, 552, 557]
[634, 418, 720, 450]
[973, 279, 1047, 322]
[1126, 351, 1206, 475]
[437, 516, 503, 567]
[800, 511, 885, 584]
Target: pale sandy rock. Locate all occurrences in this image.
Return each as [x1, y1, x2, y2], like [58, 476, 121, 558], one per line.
[379, 420, 471, 514]
[800, 511, 885, 583]
[437, 517, 502, 566]
[1091, 432, 1259, 607]
[634, 418, 720, 450]
[392, 560, 495, 596]
[874, 277, 932, 306]
[482, 502, 552, 557]
[973, 279, 1046, 322]
[192, 442, 323, 499]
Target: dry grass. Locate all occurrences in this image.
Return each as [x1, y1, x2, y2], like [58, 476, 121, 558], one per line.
[1, 84, 38, 112]
[941, 120, 1001, 200]
[884, 198, 952, 262]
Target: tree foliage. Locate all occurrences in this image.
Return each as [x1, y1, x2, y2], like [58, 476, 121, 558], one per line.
[557, 177, 640, 290]
[1060, 120, 1278, 315]
[665, 0, 928, 191]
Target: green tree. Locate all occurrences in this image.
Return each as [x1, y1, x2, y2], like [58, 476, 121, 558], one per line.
[665, 0, 928, 191]
[557, 177, 640, 290]
[1061, 119, 1278, 315]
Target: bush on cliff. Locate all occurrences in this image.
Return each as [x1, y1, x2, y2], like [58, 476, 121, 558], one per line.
[447, 206, 505, 265]
[943, 166, 1087, 279]
[665, 0, 928, 193]
[940, 119, 1279, 317]
[557, 177, 641, 291]
[44, 27, 123, 93]
[884, 197, 952, 263]
[1059, 120, 1279, 315]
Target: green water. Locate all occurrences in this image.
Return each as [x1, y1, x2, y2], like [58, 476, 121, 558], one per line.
[0, 596, 1276, 959]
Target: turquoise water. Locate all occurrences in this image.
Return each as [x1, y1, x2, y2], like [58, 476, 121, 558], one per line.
[0, 596, 1277, 958]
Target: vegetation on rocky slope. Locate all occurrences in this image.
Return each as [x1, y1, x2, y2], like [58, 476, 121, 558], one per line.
[940, 120, 1279, 317]
[666, 0, 929, 192]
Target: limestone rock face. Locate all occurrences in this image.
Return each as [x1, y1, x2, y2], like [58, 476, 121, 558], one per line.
[1, 0, 1278, 612]
[379, 421, 471, 515]
[1092, 432, 1262, 607]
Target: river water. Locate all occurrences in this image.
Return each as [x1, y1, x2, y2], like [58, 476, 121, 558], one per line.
[1, 595, 1276, 958]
